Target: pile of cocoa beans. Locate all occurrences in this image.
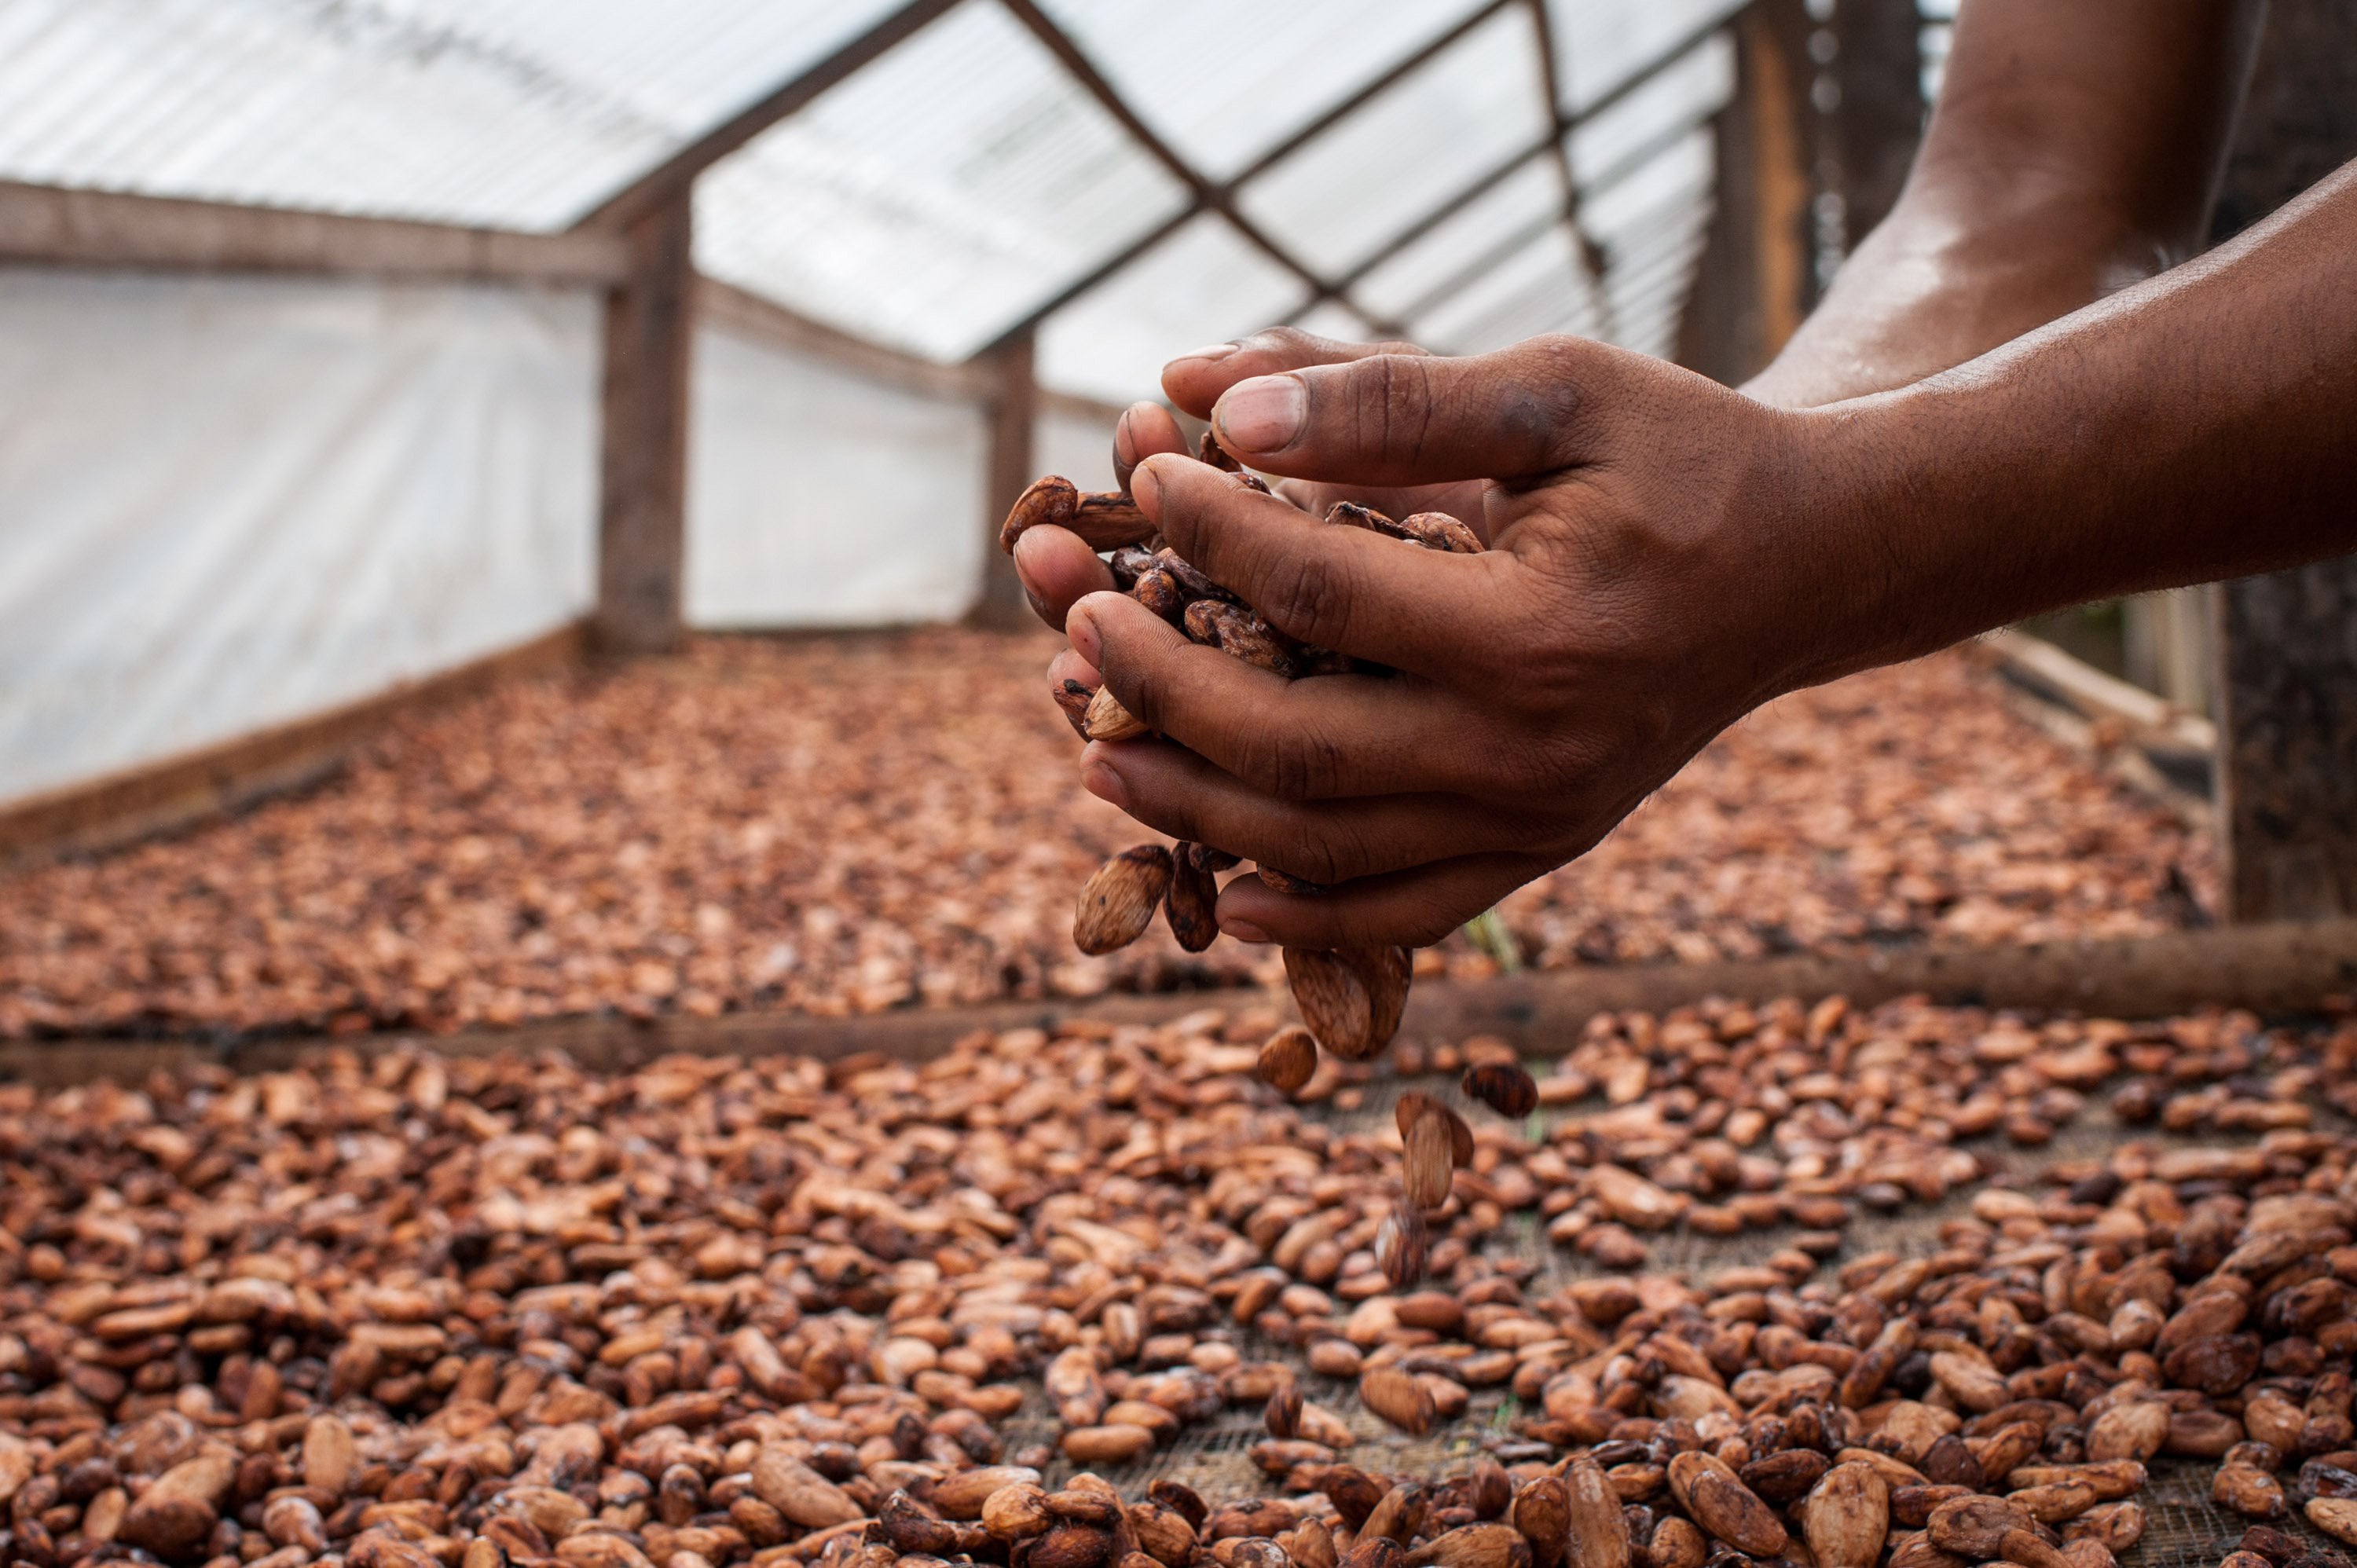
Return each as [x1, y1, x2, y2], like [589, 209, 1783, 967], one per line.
[0, 994, 2351, 1568]
[1007, 437, 1474, 1126]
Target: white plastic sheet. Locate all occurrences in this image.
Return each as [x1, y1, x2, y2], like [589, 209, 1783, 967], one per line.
[1035, 402, 1122, 496]
[686, 323, 988, 628]
[0, 268, 599, 808]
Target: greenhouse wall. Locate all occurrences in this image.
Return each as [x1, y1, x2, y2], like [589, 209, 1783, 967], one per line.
[1035, 402, 1124, 496]
[0, 269, 599, 810]
[685, 321, 991, 629]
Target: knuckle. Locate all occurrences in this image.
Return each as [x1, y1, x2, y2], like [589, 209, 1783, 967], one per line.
[1489, 337, 1591, 469]
[1233, 723, 1346, 802]
[1256, 547, 1356, 647]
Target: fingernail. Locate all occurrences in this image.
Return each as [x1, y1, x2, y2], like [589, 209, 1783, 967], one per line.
[1130, 459, 1164, 514]
[1066, 604, 1104, 665]
[1079, 755, 1128, 809]
[1175, 343, 1237, 362]
[1220, 918, 1271, 944]
[1215, 376, 1306, 454]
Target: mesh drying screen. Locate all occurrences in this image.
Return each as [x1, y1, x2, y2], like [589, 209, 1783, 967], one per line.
[1016, 1055, 2343, 1568]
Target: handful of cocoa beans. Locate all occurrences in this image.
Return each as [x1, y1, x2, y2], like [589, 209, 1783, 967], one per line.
[1006, 434, 1533, 1282]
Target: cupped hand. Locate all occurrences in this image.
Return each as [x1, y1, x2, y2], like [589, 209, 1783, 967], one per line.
[1054, 332, 1843, 951]
[1010, 329, 1490, 634]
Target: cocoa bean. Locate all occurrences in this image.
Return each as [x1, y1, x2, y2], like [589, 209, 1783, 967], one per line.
[1001, 474, 1079, 551]
[1257, 1026, 1318, 1094]
[1165, 846, 1219, 952]
[1075, 844, 1173, 954]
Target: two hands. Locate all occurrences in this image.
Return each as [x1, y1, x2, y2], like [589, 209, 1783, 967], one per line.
[1014, 331, 1843, 951]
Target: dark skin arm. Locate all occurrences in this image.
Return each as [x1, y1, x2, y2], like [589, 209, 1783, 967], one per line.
[1014, 0, 2330, 951]
[1751, 0, 2265, 406]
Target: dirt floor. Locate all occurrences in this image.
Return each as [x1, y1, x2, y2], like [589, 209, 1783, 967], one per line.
[0, 632, 2214, 1040]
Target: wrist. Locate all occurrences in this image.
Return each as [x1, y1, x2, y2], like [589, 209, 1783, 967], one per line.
[1747, 187, 2179, 410]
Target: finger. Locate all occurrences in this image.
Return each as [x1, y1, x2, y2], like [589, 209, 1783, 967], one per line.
[1012, 525, 1115, 632]
[1128, 456, 1509, 675]
[1271, 478, 1494, 542]
[1077, 738, 1530, 884]
[1113, 401, 1187, 494]
[1210, 334, 1640, 485]
[1067, 591, 1510, 799]
[1215, 852, 1545, 950]
[1163, 326, 1429, 419]
[1047, 645, 1101, 689]
[1044, 647, 1102, 737]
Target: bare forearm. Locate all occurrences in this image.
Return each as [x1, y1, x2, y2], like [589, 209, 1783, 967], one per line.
[1792, 158, 2357, 676]
[1747, 0, 2264, 408]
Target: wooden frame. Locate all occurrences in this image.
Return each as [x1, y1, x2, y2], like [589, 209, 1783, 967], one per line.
[593, 198, 698, 654]
[0, 181, 627, 285]
[13, 915, 2356, 1089]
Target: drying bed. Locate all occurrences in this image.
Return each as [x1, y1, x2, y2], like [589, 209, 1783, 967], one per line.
[0, 990, 2345, 1568]
[0, 634, 2212, 1041]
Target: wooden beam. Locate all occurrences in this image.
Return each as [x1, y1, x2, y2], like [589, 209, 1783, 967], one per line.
[1824, 0, 1924, 248]
[594, 198, 697, 654]
[698, 277, 987, 401]
[0, 181, 627, 284]
[1224, 0, 1519, 188]
[2209, 0, 2357, 922]
[994, 0, 1403, 339]
[970, 329, 1039, 632]
[16, 917, 2357, 1087]
[0, 624, 586, 869]
[575, 0, 966, 234]
[1675, 0, 1810, 382]
[1321, 5, 1751, 305]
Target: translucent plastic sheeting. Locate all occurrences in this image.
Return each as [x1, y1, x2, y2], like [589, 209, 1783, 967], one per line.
[1352, 157, 1564, 328]
[1036, 212, 1305, 407]
[0, 269, 597, 808]
[1413, 222, 1602, 355]
[1036, 403, 1124, 496]
[0, 0, 905, 230]
[1546, 0, 1750, 115]
[1237, 5, 1552, 278]
[1290, 299, 1382, 348]
[695, 2, 1189, 365]
[1585, 124, 1715, 244]
[685, 324, 988, 629]
[1039, 0, 1479, 182]
[1567, 32, 1735, 189]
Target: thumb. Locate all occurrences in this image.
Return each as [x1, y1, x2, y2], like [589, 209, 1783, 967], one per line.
[1210, 335, 1624, 486]
[1162, 324, 1430, 419]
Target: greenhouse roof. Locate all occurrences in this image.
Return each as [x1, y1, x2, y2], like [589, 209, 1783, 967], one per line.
[0, 0, 1745, 400]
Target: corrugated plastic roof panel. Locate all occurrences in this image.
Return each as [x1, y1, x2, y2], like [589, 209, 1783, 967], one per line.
[1289, 299, 1382, 346]
[0, 0, 909, 229]
[1351, 157, 1564, 325]
[1036, 0, 1480, 181]
[1545, 0, 1748, 113]
[1236, 5, 1552, 277]
[1410, 223, 1600, 355]
[694, 2, 1190, 364]
[1037, 212, 1306, 405]
[1567, 31, 1734, 188]
[1585, 123, 1715, 243]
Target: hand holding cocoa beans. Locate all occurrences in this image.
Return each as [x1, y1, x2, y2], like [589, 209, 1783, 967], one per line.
[1022, 325, 1823, 953]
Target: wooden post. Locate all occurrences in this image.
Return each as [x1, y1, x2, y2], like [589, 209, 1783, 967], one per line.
[971, 328, 1038, 632]
[1825, 0, 1923, 248]
[593, 196, 695, 655]
[2209, 0, 2357, 921]
[1675, 0, 1811, 383]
